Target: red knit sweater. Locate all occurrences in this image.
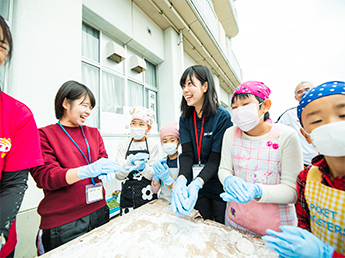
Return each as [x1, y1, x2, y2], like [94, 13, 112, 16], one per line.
[30, 123, 108, 229]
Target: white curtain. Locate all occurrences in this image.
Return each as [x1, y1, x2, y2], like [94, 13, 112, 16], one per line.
[82, 23, 99, 62]
[128, 80, 143, 107]
[102, 71, 124, 114]
[81, 63, 99, 128]
[144, 60, 157, 87]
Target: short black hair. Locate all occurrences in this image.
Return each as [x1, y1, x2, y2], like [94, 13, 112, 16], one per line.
[180, 65, 219, 118]
[54, 80, 96, 119]
[0, 15, 13, 61]
[231, 93, 270, 121]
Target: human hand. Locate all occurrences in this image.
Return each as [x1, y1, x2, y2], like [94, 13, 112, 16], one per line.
[129, 153, 150, 165]
[98, 172, 116, 182]
[77, 158, 122, 180]
[124, 160, 146, 172]
[262, 226, 335, 258]
[153, 160, 174, 185]
[170, 176, 189, 216]
[185, 177, 203, 212]
[222, 175, 262, 203]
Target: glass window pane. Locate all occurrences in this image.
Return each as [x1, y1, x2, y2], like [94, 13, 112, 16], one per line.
[81, 62, 99, 128]
[128, 80, 143, 107]
[0, 0, 10, 20]
[145, 60, 157, 87]
[82, 23, 100, 62]
[102, 72, 124, 114]
[101, 72, 125, 134]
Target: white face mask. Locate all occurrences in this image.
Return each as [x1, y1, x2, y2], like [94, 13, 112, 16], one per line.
[162, 142, 178, 156]
[130, 127, 146, 140]
[231, 103, 264, 132]
[304, 121, 345, 157]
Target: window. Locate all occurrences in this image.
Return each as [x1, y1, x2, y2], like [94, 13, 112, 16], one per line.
[0, 0, 10, 21]
[81, 23, 159, 134]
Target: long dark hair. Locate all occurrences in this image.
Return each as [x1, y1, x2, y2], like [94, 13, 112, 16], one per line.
[180, 65, 219, 118]
[231, 93, 270, 121]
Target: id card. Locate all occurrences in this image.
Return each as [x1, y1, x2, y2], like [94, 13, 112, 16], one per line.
[192, 164, 205, 179]
[86, 182, 103, 204]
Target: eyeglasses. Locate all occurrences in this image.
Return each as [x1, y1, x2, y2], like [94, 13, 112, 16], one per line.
[296, 87, 311, 95]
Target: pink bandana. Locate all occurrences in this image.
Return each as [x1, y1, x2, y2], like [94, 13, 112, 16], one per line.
[232, 81, 271, 100]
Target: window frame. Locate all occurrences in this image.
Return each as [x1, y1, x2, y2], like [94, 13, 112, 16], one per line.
[81, 22, 159, 136]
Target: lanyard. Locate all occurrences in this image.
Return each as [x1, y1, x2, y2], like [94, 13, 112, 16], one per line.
[193, 111, 205, 165]
[58, 121, 95, 185]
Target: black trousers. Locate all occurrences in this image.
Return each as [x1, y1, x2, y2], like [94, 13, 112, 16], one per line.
[37, 205, 109, 255]
[194, 194, 226, 224]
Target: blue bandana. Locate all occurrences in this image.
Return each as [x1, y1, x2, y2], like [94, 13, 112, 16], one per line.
[297, 81, 345, 123]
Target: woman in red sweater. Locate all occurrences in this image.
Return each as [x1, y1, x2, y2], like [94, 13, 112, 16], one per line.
[30, 81, 122, 255]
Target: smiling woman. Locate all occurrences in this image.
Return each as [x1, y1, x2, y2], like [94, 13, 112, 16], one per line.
[29, 80, 123, 255]
[170, 65, 233, 224]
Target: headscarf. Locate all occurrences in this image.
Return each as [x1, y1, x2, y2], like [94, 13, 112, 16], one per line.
[160, 121, 179, 142]
[232, 81, 271, 101]
[129, 106, 155, 126]
[297, 81, 345, 122]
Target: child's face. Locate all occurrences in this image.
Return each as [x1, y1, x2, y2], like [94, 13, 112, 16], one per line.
[301, 94, 345, 142]
[231, 95, 269, 118]
[130, 119, 151, 134]
[161, 136, 179, 146]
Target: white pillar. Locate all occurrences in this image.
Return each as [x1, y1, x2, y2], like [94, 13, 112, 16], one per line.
[158, 27, 182, 128]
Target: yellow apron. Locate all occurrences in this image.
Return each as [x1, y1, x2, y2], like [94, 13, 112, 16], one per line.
[305, 166, 345, 255]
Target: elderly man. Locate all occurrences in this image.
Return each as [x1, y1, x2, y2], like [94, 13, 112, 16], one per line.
[276, 81, 318, 167]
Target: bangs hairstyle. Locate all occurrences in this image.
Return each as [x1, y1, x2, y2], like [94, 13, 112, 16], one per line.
[231, 93, 270, 121]
[0, 15, 13, 61]
[180, 65, 219, 118]
[55, 80, 96, 119]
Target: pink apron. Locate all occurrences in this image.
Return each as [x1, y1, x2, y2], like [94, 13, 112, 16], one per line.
[225, 124, 296, 236]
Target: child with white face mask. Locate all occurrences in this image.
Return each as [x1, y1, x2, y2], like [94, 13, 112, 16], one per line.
[151, 122, 181, 204]
[115, 106, 159, 215]
[218, 81, 303, 236]
[263, 81, 345, 258]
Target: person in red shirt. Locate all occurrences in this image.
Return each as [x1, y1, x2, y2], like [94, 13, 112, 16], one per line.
[30, 81, 122, 255]
[262, 81, 345, 258]
[0, 15, 44, 258]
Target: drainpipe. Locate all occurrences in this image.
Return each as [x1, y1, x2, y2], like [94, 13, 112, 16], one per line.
[178, 29, 184, 75]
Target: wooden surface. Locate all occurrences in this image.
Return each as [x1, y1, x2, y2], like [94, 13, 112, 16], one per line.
[39, 200, 278, 258]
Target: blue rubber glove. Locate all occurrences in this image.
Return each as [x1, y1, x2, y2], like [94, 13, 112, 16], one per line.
[170, 176, 189, 216]
[221, 175, 262, 203]
[77, 158, 122, 180]
[185, 177, 203, 213]
[98, 172, 116, 182]
[124, 160, 146, 172]
[152, 160, 174, 186]
[262, 226, 335, 258]
[129, 153, 150, 165]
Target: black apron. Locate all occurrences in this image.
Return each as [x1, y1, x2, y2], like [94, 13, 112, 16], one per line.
[120, 138, 157, 215]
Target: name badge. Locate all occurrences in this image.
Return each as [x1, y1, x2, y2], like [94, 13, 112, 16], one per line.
[86, 182, 103, 204]
[192, 164, 205, 179]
